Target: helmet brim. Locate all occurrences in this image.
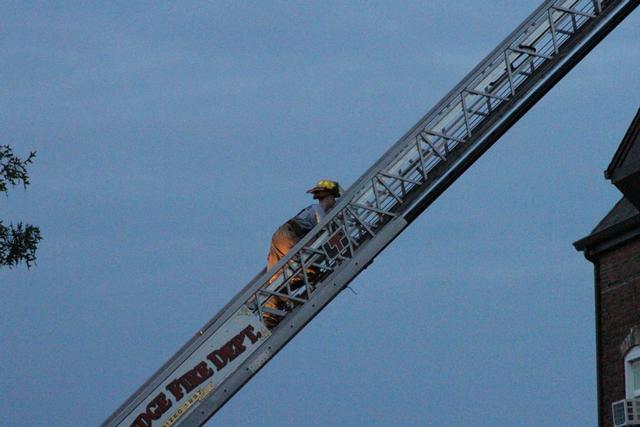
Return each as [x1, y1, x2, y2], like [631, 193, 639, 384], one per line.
[311, 190, 333, 200]
[306, 185, 327, 194]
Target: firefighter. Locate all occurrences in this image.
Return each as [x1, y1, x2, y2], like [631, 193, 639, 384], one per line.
[263, 179, 341, 328]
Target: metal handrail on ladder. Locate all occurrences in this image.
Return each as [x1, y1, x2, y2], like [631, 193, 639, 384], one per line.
[103, 1, 638, 426]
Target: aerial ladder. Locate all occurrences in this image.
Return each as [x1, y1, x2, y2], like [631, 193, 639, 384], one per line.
[103, 1, 639, 426]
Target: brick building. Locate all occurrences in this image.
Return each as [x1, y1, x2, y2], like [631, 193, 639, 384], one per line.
[575, 107, 640, 427]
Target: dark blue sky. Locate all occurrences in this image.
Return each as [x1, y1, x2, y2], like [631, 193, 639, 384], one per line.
[1, 2, 639, 426]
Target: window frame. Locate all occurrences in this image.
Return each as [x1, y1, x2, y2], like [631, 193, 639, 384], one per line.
[625, 346, 640, 399]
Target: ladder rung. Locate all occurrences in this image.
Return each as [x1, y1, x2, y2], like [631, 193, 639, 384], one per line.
[422, 129, 466, 144]
[468, 109, 490, 118]
[509, 46, 552, 60]
[351, 203, 397, 217]
[304, 246, 326, 257]
[259, 289, 307, 304]
[464, 88, 509, 102]
[552, 5, 596, 18]
[261, 306, 289, 317]
[592, 0, 602, 14]
[378, 171, 422, 186]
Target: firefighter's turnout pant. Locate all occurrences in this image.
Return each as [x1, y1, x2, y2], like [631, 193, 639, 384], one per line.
[263, 223, 299, 327]
[267, 222, 299, 272]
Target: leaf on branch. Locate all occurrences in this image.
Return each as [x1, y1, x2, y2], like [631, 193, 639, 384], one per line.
[0, 221, 42, 268]
[0, 145, 37, 194]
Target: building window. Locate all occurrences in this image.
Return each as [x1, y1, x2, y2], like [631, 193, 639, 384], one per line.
[625, 347, 640, 398]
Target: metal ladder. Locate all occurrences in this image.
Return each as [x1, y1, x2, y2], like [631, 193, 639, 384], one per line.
[103, 1, 639, 426]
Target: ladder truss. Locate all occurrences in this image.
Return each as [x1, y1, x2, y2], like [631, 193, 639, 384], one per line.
[104, 1, 638, 426]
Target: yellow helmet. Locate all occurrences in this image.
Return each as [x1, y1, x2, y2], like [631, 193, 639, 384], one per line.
[306, 179, 341, 199]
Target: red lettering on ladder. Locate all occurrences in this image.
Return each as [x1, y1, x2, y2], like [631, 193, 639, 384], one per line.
[131, 323, 263, 426]
[129, 392, 172, 427]
[166, 362, 213, 400]
[242, 325, 262, 344]
[206, 326, 253, 371]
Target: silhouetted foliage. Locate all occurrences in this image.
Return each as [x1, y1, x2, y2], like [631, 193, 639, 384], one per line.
[1, 145, 41, 268]
[0, 221, 41, 267]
